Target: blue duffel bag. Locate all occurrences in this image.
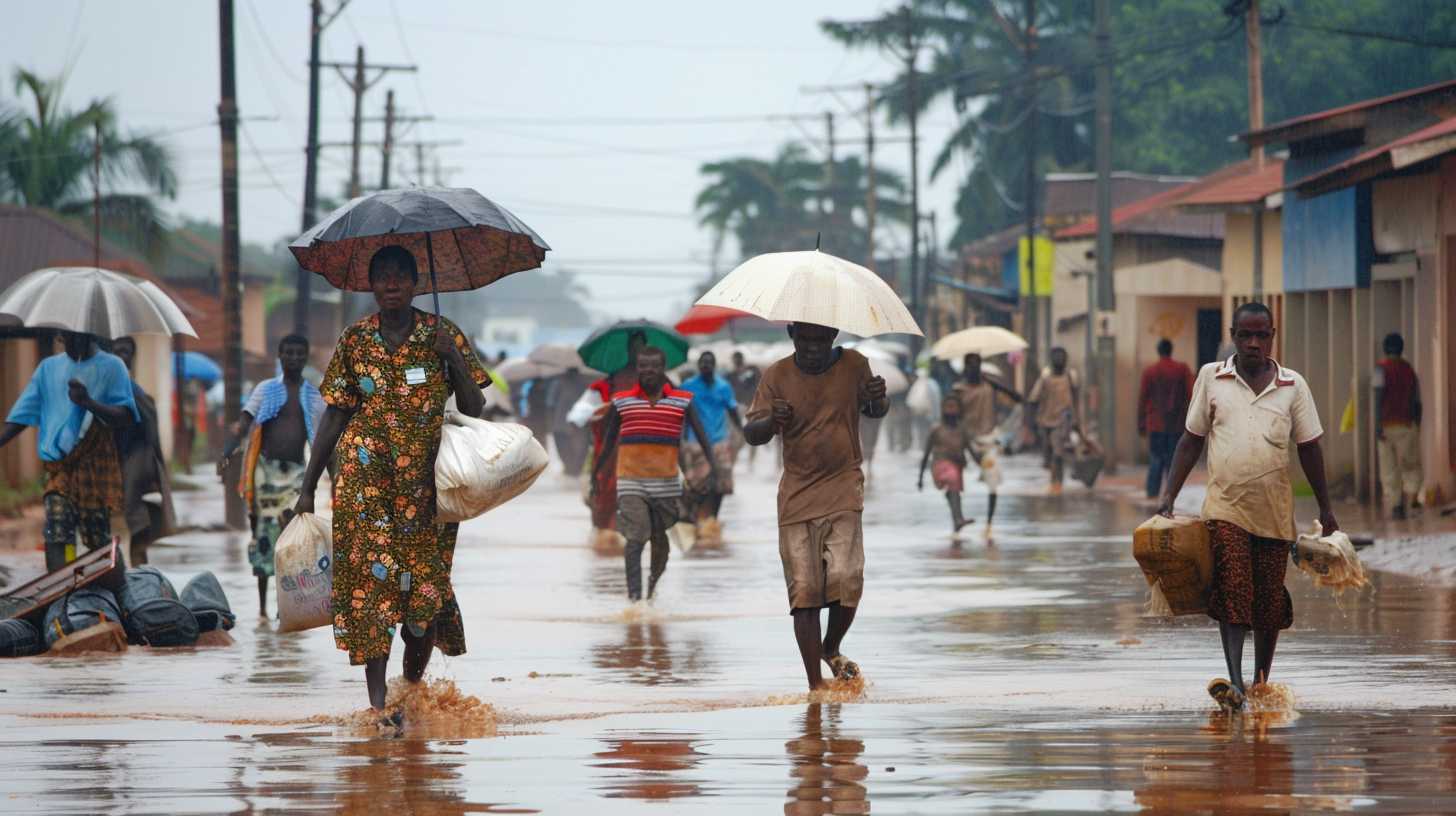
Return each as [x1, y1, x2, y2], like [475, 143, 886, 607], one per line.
[180, 571, 235, 632]
[41, 587, 123, 648]
[118, 567, 198, 647]
[0, 618, 42, 657]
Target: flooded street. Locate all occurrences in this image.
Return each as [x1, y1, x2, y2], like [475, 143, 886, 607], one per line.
[4, 450, 1456, 814]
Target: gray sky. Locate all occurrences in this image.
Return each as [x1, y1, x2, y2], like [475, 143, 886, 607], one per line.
[4, 0, 964, 323]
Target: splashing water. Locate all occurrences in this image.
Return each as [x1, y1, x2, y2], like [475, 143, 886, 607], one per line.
[335, 677, 498, 738]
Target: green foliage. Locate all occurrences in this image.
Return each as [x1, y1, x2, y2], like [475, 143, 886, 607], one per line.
[0, 67, 178, 257]
[0, 476, 43, 518]
[695, 142, 909, 266]
[821, 0, 1456, 247]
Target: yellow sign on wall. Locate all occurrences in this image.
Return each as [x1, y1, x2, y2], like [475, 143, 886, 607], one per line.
[1018, 235, 1054, 296]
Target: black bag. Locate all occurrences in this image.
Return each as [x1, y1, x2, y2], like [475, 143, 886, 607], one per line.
[180, 571, 235, 632]
[0, 618, 42, 657]
[41, 587, 123, 648]
[119, 567, 198, 647]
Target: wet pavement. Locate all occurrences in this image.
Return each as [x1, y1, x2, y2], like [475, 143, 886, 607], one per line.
[2, 449, 1455, 813]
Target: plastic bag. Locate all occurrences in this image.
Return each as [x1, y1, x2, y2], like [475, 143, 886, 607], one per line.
[1292, 521, 1368, 594]
[435, 411, 549, 523]
[275, 512, 333, 633]
[906, 377, 941, 417]
[1132, 514, 1212, 616]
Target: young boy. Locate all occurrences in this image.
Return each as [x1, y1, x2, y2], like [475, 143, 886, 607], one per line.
[918, 395, 977, 533]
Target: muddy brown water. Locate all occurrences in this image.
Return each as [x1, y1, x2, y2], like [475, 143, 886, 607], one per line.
[2, 453, 1454, 813]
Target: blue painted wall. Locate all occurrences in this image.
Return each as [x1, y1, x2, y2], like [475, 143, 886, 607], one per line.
[1282, 150, 1373, 292]
[1001, 247, 1019, 299]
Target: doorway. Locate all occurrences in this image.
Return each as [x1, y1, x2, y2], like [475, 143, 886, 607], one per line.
[1196, 308, 1222, 367]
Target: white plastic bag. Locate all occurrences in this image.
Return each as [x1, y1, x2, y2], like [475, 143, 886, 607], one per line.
[274, 512, 333, 633]
[1292, 521, 1368, 594]
[435, 411, 549, 523]
[906, 377, 941, 416]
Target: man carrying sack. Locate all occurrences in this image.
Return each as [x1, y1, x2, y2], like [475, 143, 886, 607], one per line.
[1158, 302, 1339, 712]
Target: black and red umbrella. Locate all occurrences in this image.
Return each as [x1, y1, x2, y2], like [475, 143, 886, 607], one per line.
[289, 187, 550, 313]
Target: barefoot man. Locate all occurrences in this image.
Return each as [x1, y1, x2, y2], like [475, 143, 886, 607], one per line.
[744, 322, 888, 691]
[952, 352, 1021, 531]
[1158, 302, 1339, 711]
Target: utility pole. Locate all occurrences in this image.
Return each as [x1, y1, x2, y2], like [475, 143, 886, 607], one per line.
[1245, 0, 1266, 299]
[904, 5, 923, 351]
[295, 0, 327, 338]
[381, 89, 396, 188]
[864, 83, 877, 273]
[217, 0, 245, 529]
[92, 120, 101, 269]
[823, 110, 835, 222]
[1023, 0, 1040, 382]
[323, 47, 417, 198]
[1094, 0, 1117, 465]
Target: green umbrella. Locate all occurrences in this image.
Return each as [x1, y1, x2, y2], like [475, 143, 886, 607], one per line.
[577, 319, 689, 374]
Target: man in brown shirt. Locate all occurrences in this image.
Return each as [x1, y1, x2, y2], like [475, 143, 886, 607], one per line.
[1026, 346, 1081, 493]
[745, 322, 888, 692]
[952, 352, 1021, 529]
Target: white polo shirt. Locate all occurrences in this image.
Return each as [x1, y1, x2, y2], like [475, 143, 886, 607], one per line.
[1185, 356, 1323, 541]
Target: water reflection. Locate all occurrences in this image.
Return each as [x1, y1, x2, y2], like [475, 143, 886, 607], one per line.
[591, 622, 709, 686]
[330, 736, 538, 815]
[785, 704, 870, 815]
[1135, 714, 1305, 814]
[592, 731, 705, 800]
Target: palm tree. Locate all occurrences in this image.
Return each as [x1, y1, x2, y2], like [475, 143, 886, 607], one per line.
[0, 68, 177, 254]
[696, 142, 909, 268]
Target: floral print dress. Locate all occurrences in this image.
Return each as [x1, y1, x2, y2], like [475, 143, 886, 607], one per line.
[321, 309, 489, 665]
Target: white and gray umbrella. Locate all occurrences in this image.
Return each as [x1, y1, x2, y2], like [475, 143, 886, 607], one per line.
[0, 267, 196, 338]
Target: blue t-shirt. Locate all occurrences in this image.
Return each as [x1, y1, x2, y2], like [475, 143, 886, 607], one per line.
[680, 373, 738, 445]
[7, 349, 138, 462]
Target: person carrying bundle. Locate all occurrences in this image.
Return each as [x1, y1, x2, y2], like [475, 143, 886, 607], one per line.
[1158, 302, 1339, 712]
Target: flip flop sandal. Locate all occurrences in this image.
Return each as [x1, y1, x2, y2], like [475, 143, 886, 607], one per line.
[826, 654, 860, 680]
[377, 709, 404, 737]
[1207, 678, 1246, 712]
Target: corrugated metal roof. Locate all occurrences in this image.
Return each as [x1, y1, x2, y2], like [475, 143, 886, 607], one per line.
[1292, 116, 1456, 197]
[1177, 158, 1286, 209]
[1240, 79, 1456, 147]
[1056, 166, 1230, 240]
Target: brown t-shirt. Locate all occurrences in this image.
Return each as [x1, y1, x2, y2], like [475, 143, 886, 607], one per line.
[952, 380, 997, 437]
[1029, 369, 1077, 428]
[748, 349, 873, 526]
[928, 423, 968, 466]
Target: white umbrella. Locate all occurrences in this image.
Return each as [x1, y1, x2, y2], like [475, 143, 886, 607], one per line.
[0, 267, 197, 338]
[865, 356, 910, 395]
[697, 250, 922, 338]
[931, 326, 1028, 360]
[528, 343, 595, 372]
[496, 357, 560, 382]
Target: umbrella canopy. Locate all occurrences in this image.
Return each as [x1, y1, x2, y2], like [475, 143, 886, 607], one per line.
[865, 356, 910, 395]
[674, 304, 754, 336]
[527, 343, 595, 373]
[577, 319, 689, 374]
[289, 187, 550, 300]
[931, 326, 1029, 360]
[0, 267, 197, 338]
[173, 351, 222, 385]
[697, 249, 922, 338]
[494, 357, 558, 383]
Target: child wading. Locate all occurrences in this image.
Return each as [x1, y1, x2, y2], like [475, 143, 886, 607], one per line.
[918, 395, 977, 533]
[744, 322, 888, 692]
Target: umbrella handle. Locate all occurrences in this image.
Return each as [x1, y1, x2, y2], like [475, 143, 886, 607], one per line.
[426, 231, 441, 316]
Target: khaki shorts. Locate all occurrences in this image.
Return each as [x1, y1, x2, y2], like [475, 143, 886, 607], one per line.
[778, 510, 864, 612]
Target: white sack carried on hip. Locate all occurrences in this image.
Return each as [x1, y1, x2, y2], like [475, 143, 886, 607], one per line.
[274, 512, 333, 633]
[436, 411, 549, 523]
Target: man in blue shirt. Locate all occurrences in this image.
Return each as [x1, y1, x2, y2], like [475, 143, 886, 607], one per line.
[679, 351, 743, 537]
[1, 332, 139, 570]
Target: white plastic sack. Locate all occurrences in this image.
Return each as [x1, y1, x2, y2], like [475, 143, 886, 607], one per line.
[436, 411, 549, 523]
[906, 377, 941, 417]
[275, 512, 333, 633]
[1292, 521, 1368, 594]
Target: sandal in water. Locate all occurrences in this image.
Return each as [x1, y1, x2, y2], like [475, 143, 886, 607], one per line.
[1207, 678, 1246, 712]
[826, 653, 860, 681]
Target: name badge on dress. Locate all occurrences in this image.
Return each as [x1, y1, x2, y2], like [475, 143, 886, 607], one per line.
[405, 367, 427, 386]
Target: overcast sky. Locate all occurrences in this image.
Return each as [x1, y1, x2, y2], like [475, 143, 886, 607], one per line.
[4, 0, 965, 323]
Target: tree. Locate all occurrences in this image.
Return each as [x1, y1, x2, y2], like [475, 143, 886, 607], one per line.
[822, 0, 1456, 247]
[696, 142, 910, 267]
[0, 68, 177, 255]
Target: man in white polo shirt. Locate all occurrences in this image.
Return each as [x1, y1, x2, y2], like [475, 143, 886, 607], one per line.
[1159, 301, 1339, 712]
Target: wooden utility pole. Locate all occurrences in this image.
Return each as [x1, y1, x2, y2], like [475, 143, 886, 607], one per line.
[1094, 0, 1117, 464]
[324, 47, 416, 197]
[295, 0, 324, 338]
[864, 83, 877, 273]
[1022, 0, 1040, 380]
[92, 120, 102, 269]
[904, 5, 923, 350]
[823, 110, 835, 220]
[381, 89, 396, 189]
[1246, 0, 1265, 169]
[217, 0, 245, 528]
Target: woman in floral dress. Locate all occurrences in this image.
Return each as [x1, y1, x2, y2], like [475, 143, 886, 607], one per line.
[293, 245, 489, 721]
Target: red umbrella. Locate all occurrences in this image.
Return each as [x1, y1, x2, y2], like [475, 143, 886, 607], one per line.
[674, 304, 753, 336]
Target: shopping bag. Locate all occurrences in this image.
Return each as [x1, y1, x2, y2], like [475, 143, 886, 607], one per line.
[435, 411, 549, 523]
[275, 512, 333, 633]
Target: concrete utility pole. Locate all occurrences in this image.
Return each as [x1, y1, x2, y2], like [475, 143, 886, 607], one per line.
[1094, 0, 1117, 464]
[323, 47, 417, 198]
[1023, 0, 1040, 381]
[217, 0, 245, 528]
[904, 5, 923, 350]
[823, 110, 835, 222]
[864, 83, 877, 273]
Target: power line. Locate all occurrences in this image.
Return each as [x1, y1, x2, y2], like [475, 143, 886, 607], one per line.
[1280, 20, 1456, 50]
[350, 15, 845, 54]
[244, 0, 306, 84]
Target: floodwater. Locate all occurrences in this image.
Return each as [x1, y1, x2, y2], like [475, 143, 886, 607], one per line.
[3, 449, 1455, 814]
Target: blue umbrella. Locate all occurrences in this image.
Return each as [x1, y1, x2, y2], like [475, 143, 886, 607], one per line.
[173, 351, 222, 385]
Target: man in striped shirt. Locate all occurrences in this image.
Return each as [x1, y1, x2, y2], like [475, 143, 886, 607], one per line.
[594, 346, 719, 601]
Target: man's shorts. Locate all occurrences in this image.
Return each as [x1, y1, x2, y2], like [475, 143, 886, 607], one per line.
[931, 459, 964, 492]
[1206, 520, 1293, 631]
[682, 441, 735, 496]
[616, 495, 682, 543]
[778, 510, 864, 612]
